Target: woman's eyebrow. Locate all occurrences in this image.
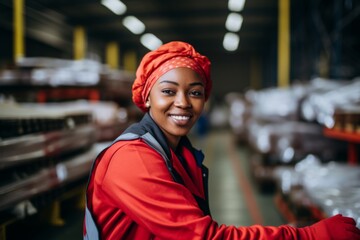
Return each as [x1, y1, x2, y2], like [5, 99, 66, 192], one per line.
[159, 80, 178, 85]
[159, 80, 204, 87]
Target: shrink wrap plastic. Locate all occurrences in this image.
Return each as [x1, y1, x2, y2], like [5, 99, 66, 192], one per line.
[0, 101, 100, 216]
[300, 78, 360, 129]
[275, 156, 360, 228]
[226, 77, 358, 163]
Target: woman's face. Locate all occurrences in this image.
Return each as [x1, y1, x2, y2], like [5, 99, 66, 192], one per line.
[148, 67, 205, 149]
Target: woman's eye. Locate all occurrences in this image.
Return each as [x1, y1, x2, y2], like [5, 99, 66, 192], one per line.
[190, 90, 204, 97]
[162, 89, 175, 95]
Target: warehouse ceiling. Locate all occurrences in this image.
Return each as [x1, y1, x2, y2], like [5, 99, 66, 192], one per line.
[22, 0, 278, 55]
[2, 0, 359, 80]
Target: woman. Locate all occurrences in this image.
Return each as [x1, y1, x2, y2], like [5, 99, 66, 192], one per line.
[84, 41, 360, 239]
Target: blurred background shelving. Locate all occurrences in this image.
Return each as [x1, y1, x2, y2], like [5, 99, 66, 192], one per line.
[0, 0, 359, 239]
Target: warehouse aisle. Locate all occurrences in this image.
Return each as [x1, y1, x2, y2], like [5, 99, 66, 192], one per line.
[196, 129, 285, 227]
[5, 129, 286, 240]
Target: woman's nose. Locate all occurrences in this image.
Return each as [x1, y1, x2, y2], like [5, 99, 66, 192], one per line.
[175, 92, 191, 108]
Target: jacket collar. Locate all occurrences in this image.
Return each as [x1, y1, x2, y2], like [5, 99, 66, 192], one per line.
[124, 113, 172, 159]
[124, 113, 204, 166]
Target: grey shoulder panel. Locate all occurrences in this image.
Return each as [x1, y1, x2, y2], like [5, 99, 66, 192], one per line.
[84, 206, 100, 240]
[114, 132, 170, 163]
[141, 132, 170, 162]
[113, 132, 141, 142]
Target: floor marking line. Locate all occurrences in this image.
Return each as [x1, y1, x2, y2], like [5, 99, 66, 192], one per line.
[226, 136, 264, 225]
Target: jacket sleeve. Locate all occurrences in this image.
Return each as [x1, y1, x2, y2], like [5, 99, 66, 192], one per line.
[98, 141, 317, 240]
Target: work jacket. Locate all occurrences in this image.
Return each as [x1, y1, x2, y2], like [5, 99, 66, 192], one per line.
[84, 113, 319, 239]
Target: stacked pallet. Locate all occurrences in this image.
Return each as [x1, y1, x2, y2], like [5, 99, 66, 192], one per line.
[0, 103, 98, 219]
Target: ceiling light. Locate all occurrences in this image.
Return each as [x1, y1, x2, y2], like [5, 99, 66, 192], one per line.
[101, 0, 127, 15]
[140, 33, 163, 50]
[122, 16, 146, 35]
[225, 13, 243, 32]
[223, 32, 240, 51]
[228, 0, 246, 11]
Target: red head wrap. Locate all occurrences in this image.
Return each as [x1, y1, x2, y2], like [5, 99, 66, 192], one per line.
[132, 41, 212, 112]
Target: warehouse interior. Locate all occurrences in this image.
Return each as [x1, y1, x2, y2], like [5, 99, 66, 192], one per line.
[0, 0, 360, 239]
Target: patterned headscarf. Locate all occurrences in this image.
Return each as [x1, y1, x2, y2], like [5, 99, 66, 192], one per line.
[132, 41, 212, 112]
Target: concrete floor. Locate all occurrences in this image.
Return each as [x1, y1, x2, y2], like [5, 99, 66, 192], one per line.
[197, 129, 285, 227]
[5, 129, 286, 239]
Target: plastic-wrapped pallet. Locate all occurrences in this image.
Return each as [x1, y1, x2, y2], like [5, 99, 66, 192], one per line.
[0, 102, 97, 217]
[274, 156, 360, 228]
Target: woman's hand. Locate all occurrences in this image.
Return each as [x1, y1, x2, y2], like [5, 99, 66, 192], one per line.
[307, 214, 360, 240]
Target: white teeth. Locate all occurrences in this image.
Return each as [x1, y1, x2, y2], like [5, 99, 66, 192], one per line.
[171, 115, 190, 120]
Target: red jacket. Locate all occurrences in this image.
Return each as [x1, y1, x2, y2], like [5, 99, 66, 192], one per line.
[84, 114, 347, 239]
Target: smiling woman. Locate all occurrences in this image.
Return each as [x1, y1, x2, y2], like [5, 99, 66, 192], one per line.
[148, 68, 205, 149]
[83, 41, 360, 240]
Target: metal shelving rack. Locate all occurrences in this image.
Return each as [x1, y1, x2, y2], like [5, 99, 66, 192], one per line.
[323, 128, 360, 165]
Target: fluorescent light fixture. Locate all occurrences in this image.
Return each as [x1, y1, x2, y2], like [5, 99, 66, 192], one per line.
[101, 0, 127, 15]
[122, 16, 146, 35]
[225, 13, 243, 32]
[228, 0, 246, 11]
[140, 33, 163, 50]
[223, 32, 240, 51]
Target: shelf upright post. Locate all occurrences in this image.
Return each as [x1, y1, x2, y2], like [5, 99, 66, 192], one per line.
[74, 26, 86, 60]
[106, 41, 120, 69]
[13, 0, 25, 62]
[124, 50, 137, 73]
[323, 128, 360, 165]
[277, 0, 290, 88]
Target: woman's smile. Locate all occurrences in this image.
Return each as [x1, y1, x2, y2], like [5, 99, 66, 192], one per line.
[169, 114, 192, 125]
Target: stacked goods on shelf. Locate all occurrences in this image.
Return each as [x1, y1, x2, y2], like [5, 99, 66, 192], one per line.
[0, 57, 137, 234]
[0, 58, 102, 102]
[0, 56, 137, 143]
[300, 78, 360, 164]
[0, 102, 98, 220]
[333, 106, 360, 133]
[247, 121, 346, 192]
[1, 57, 102, 86]
[0, 57, 135, 104]
[99, 67, 134, 104]
[274, 156, 360, 228]
[226, 78, 355, 192]
[0, 102, 92, 139]
[225, 93, 252, 143]
[52, 100, 135, 142]
[246, 121, 345, 164]
[225, 76, 359, 225]
[299, 77, 360, 130]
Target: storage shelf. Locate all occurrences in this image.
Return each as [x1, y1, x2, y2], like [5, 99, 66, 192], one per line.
[323, 128, 359, 165]
[323, 128, 360, 143]
[274, 192, 326, 226]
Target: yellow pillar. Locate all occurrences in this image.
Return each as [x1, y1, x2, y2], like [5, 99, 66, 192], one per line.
[0, 219, 16, 240]
[13, 0, 25, 62]
[106, 41, 119, 69]
[0, 224, 6, 240]
[73, 26, 86, 60]
[49, 200, 65, 226]
[277, 0, 290, 87]
[123, 51, 137, 72]
[76, 185, 87, 210]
